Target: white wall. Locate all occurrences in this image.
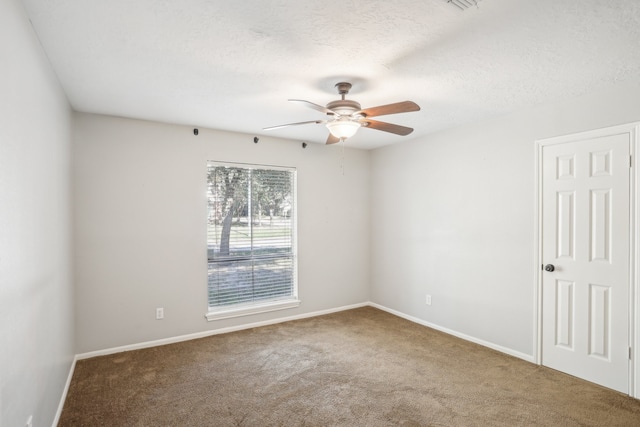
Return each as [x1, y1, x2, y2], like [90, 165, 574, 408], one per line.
[72, 113, 370, 353]
[371, 80, 640, 358]
[0, 1, 74, 426]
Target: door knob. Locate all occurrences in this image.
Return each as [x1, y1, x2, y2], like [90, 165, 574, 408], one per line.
[544, 264, 555, 272]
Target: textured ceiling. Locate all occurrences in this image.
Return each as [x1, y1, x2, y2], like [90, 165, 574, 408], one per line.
[21, 0, 640, 149]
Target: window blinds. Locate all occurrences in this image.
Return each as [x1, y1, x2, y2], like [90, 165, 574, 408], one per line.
[207, 162, 296, 308]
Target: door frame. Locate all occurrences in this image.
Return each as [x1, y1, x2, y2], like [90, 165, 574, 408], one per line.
[534, 122, 640, 398]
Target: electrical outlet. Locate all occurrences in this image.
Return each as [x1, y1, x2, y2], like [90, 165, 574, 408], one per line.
[26, 415, 33, 427]
[156, 307, 164, 319]
[425, 295, 432, 306]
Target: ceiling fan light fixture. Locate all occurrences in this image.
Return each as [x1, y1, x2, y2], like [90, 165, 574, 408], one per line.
[326, 118, 361, 140]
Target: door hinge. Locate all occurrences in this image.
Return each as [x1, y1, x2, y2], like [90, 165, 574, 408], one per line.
[629, 347, 632, 360]
[630, 155, 633, 167]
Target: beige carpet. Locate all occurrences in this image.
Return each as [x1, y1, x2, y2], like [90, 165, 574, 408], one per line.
[59, 307, 640, 426]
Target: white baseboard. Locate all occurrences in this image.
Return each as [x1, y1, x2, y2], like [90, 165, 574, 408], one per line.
[369, 302, 535, 363]
[76, 302, 369, 360]
[52, 355, 77, 427]
[75, 300, 533, 364]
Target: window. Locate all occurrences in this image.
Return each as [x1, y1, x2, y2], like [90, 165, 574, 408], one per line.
[206, 162, 298, 320]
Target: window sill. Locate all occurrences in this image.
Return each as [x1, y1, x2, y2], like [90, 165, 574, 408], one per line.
[205, 298, 301, 321]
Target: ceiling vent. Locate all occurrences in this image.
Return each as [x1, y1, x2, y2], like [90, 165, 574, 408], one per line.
[445, 0, 483, 10]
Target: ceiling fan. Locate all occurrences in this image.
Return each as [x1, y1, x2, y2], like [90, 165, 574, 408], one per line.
[264, 82, 421, 144]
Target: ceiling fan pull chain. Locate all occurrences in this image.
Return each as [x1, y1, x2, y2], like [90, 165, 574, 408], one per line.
[341, 137, 346, 176]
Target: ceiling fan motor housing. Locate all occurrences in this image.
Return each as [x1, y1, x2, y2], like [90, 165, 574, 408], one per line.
[326, 99, 362, 116]
[328, 82, 362, 117]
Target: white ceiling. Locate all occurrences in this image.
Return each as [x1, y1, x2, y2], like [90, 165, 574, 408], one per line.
[22, 0, 640, 149]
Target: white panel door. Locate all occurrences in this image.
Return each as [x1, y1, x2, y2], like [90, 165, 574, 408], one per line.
[541, 132, 630, 393]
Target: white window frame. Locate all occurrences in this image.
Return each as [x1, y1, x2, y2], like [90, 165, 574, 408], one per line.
[205, 161, 299, 321]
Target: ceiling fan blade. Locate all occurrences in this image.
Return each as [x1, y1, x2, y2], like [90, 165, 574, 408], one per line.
[289, 99, 337, 115]
[263, 120, 325, 131]
[360, 119, 414, 136]
[359, 101, 420, 118]
[326, 133, 340, 145]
